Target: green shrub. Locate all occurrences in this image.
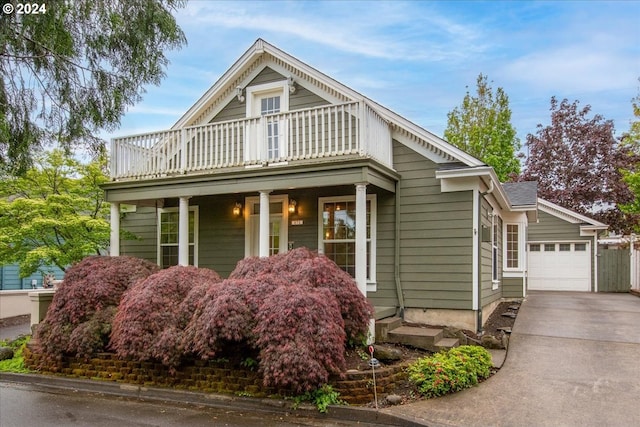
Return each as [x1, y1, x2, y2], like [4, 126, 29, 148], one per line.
[293, 384, 345, 413]
[407, 345, 493, 398]
[0, 336, 31, 373]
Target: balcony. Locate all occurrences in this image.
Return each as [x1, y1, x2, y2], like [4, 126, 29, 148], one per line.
[110, 102, 392, 181]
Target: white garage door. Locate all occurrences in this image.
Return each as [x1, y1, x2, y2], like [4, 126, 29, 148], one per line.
[528, 242, 591, 291]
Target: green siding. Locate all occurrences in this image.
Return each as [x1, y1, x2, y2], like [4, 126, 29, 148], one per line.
[194, 195, 246, 277]
[212, 67, 330, 124]
[502, 276, 524, 298]
[248, 67, 283, 86]
[392, 141, 473, 311]
[290, 86, 330, 110]
[120, 206, 158, 264]
[529, 211, 586, 241]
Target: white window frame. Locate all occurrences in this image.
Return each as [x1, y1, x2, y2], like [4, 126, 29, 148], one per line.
[504, 223, 523, 271]
[491, 211, 500, 290]
[245, 81, 290, 163]
[157, 206, 199, 267]
[317, 195, 377, 286]
[245, 81, 290, 117]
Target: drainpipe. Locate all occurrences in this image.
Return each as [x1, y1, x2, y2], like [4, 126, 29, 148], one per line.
[394, 181, 405, 317]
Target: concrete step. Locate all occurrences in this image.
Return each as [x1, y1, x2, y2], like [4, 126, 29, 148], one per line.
[375, 316, 403, 342]
[374, 306, 397, 320]
[387, 326, 444, 351]
[434, 337, 460, 351]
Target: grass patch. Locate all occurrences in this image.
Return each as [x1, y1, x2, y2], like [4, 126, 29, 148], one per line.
[0, 335, 32, 373]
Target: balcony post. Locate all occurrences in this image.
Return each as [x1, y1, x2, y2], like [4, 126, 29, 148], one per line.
[359, 101, 367, 156]
[178, 196, 190, 266]
[110, 202, 120, 256]
[259, 190, 271, 257]
[180, 128, 187, 174]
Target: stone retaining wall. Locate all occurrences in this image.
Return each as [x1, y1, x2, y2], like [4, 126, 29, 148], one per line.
[23, 345, 409, 405]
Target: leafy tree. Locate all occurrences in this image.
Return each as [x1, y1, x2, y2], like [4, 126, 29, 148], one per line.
[620, 85, 640, 229]
[520, 97, 640, 233]
[0, 149, 112, 276]
[444, 73, 521, 181]
[0, 0, 186, 174]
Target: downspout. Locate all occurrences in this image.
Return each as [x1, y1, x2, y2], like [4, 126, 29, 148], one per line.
[394, 180, 405, 317]
[477, 179, 495, 333]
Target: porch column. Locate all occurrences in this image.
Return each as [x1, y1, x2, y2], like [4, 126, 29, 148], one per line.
[355, 183, 374, 344]
[259, 190, 271, 257]
[110, 202, 120, 256]
[178, 196, 190, 266]
[355, 183, 367, 296]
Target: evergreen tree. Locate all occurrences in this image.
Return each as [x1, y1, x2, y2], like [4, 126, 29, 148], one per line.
[444, 74, 521, 181]
[0, 0, 186, 174]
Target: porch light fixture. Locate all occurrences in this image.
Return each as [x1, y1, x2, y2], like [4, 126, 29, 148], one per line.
[236, 86, 245, 103]
[233, 202, 243, 217]
[287, 76, 296, 94]
[288, 199, 297, 214]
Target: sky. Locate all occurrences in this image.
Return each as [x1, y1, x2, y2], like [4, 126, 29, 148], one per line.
[106, 0, 640, 151]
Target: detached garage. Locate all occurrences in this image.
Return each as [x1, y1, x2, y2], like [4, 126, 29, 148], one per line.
[528, 199, 608, 292]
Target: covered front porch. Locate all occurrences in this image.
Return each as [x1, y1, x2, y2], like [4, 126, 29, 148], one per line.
[104, 158, 399, 301]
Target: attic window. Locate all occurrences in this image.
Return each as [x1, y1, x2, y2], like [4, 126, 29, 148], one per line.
[245, 81, 290, 117]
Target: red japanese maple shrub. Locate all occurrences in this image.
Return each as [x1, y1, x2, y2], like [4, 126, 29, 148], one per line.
[228, 255, 274, 279]
[184, 275, 287, 359]
[254, 284, 347, 393]
[231, 248, 372, 342]
[110, 265, 222, 367]
[184, 278, 255, 358]
[292, 255, 373, 342]
[36, 256, 159, 359]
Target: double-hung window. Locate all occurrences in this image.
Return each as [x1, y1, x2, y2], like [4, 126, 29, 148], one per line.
[245, 81, 290, 163]
[319, 195, 376, 283]
[158, 207, 198, 268]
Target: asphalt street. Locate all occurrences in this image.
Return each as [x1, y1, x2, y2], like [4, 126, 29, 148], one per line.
[0, 381, 371, 427]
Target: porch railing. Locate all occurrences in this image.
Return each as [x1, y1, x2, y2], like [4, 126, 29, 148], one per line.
[110, 102, 392, 180]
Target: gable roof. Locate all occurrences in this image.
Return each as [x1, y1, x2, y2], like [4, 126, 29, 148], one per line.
[172, 38, 484, 169]
[502, 181, 538, 207]
[538, 198, 608, 233]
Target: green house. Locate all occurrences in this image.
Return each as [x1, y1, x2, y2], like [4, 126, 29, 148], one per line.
[104, 39, 540, 332]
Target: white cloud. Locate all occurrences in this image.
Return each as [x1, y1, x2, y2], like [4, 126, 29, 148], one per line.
[175, 1, 487, 63]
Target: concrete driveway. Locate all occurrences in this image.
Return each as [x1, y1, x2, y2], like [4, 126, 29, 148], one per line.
[383, 291, 640, 427]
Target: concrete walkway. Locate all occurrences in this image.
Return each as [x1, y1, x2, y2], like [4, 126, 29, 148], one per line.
[383, 291, 640, 426]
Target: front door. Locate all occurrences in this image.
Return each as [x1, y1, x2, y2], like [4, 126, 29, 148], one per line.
[245, 195, 288, 257]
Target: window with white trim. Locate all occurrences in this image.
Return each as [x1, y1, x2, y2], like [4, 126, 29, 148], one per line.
[245, 81, 289, 162]
[506, 224, 519, 269]
[318, 195, 376, 282]
[157, 207, 198, 268]
[491, 212, 501, 288]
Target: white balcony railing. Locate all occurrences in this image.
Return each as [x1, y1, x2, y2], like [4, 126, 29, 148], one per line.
[110, 102, 391, 180]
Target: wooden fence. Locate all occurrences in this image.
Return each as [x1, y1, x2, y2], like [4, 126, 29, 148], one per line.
[597, 240, 640, 292]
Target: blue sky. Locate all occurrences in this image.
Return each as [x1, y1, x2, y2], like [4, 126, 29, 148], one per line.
[107, 0, 640, 150]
